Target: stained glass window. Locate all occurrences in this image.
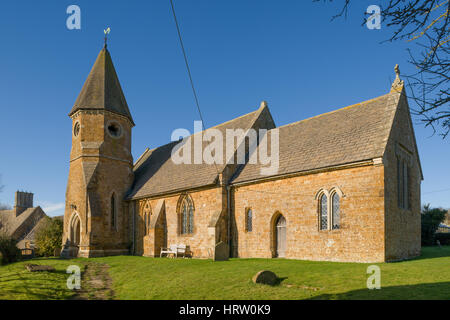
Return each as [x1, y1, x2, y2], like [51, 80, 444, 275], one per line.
[320, 194, 328, 230]
[332, 193, 340, 229]
[188, 201, 194, 234]
[182, 202, 188, 234]
[181, 197, 194, 234]
[143, 203, 151, 235]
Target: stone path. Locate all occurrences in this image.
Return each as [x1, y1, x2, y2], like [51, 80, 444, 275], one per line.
[72, 262, 115, 300]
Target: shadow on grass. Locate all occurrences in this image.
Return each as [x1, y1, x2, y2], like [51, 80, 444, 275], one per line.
[274, 276, 288, 286]
[0, 286, 73, 300]
[0, 260, 80, 300]
[308, 281, 450, 300]
[0, 270, 69, 284]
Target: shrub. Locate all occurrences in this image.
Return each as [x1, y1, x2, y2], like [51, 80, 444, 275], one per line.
[421, 204, 447, 246]
[0, 232, 21, 265]
[435, 233, 450, 246]
[35, 217, 63, 257]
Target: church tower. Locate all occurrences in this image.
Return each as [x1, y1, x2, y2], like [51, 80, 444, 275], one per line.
[62, 43, 134, 257]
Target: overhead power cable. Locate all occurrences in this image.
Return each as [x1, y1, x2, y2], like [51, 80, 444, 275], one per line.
[169, 0, 206, 129]
[169, 0, 220, 175]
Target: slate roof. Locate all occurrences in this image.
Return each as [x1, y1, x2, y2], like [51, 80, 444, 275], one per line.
[69, 47, 134, 124]
[231, 91, 400, 184]
[127, 90, 403, 198]
[16, 218, 48, 249]
[127, 107, 268, 199]
[0, 207, 46, 240]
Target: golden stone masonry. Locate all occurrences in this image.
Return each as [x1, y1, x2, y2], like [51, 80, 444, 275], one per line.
[61, 46, 422, 262]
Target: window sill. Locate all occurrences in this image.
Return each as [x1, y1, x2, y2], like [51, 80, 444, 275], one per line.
[319, 228, 341, 233]
[178, 233, 195, 237]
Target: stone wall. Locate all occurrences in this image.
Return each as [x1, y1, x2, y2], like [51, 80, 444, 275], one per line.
[63, 110, 134, 257]
[383, 90, 421, 261]
[231, 164, 386, 262]
[134, 186, 225, 258]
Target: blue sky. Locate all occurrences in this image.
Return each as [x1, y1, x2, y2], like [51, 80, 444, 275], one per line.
[0, 0, 449, 216]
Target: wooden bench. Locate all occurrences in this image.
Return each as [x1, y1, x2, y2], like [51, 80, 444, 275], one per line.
[21, 248, 34, 260]
[160, 244, 187, 258]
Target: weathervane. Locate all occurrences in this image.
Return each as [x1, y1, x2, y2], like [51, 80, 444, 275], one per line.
[104, 27, 111, 48]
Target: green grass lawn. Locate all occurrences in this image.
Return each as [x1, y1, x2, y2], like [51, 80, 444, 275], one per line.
[0, 258, 84, 300]
[1, 246, 449, 300]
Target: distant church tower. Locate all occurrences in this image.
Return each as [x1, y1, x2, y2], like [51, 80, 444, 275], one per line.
[62, 43, 134, 258]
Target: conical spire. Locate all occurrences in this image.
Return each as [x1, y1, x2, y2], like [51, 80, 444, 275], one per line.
[69, 47, 134, 125]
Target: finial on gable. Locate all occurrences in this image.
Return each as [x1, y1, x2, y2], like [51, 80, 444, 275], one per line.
[260, 101, 268, 109]
[390, 64, 404, 93]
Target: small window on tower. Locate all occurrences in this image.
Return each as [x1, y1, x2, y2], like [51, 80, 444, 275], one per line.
[107, 121, 122, 138]
[73, 122, 80, 137]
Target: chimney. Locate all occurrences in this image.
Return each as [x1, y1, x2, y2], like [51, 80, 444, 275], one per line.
[14, 191, 34, 216]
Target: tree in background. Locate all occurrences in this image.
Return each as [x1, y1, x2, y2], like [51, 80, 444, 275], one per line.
[35, 217, 63, 257]
[421, 203, 447, 245]
[0, 232, 21, 265]
[318, 0, 450, 137]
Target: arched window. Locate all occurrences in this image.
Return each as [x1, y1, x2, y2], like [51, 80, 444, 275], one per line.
[144, 213, 148, 235]
[180, 196, 194, 235]
[320, 194, 328, 230]
[332, 193, 340, 229]
[246, 209, 253, 232]
[111, 194, 116, 229]
[143, 201, 151, 235]
[397, 156, 411, 210]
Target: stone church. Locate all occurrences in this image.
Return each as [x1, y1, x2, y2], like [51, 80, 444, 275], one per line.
[62, 45, 422, 262]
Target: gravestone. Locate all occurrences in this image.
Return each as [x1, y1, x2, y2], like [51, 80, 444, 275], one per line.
[213, 241, 229, 261]
[252, 270, 278, 285]
[25, 264, 55, 272]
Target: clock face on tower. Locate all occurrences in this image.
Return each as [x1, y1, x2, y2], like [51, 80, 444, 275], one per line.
[73, 122, 80, 137]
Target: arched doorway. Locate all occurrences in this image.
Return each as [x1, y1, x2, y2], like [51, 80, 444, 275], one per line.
[70, 214, 81, 256]
[274, 215, 286, 258]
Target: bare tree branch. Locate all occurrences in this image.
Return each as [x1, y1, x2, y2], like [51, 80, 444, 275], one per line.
[318, 0, 450, 138]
